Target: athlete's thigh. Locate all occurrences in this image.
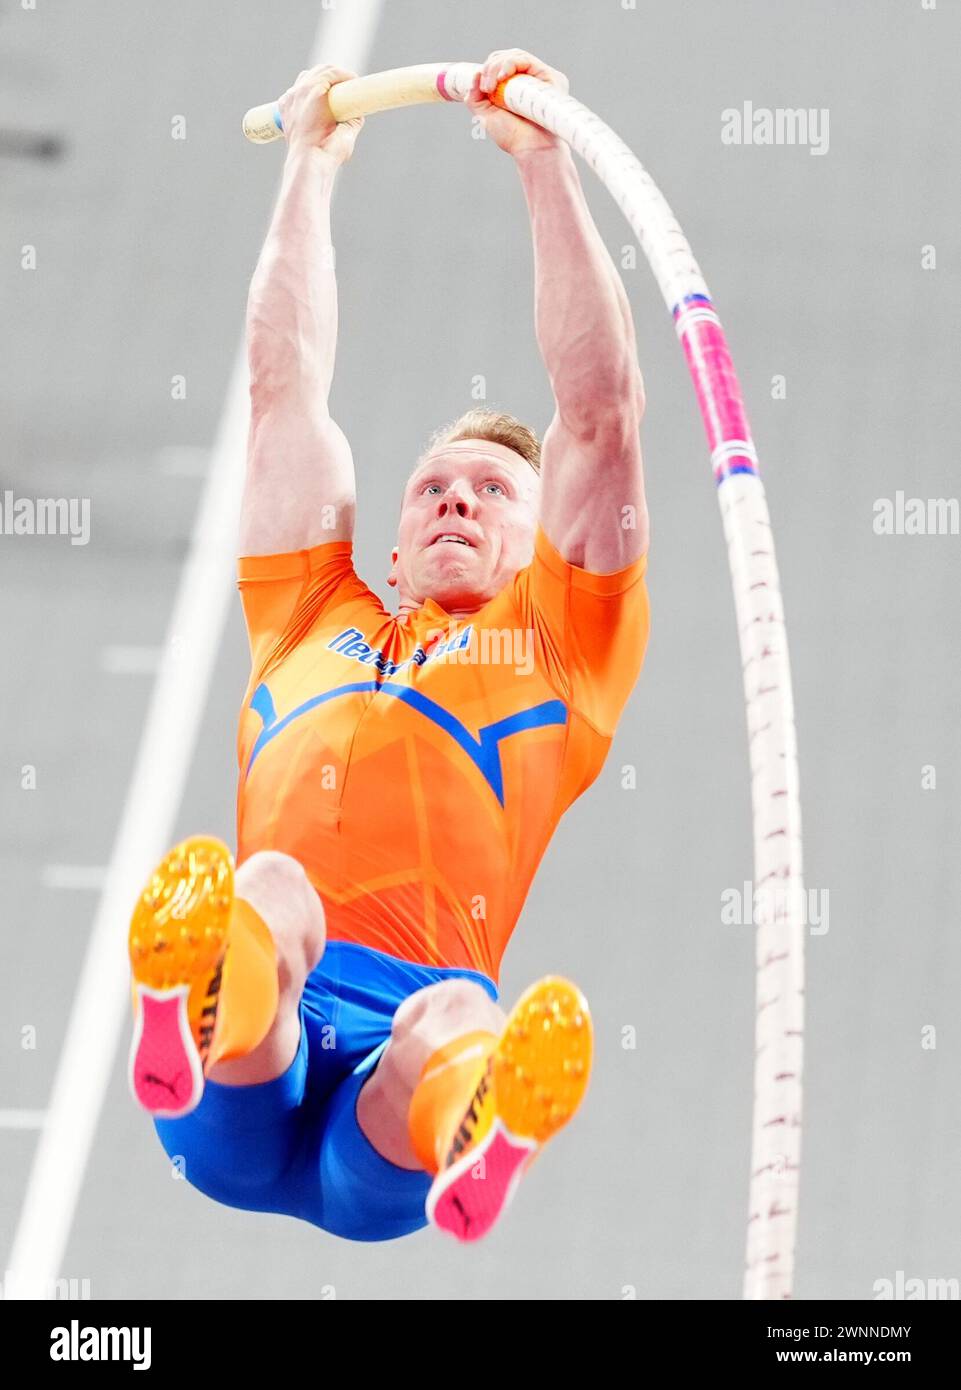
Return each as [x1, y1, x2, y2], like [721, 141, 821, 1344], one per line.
[304, 1042, 433, 1241]
[153, 999, 317, 1219]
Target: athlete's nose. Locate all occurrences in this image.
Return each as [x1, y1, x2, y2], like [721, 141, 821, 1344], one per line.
[436, 484, 474, 519]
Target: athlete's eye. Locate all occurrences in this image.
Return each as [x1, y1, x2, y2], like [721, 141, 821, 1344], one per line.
[482, 482, 506, 496]
[423, 483, 443, 496]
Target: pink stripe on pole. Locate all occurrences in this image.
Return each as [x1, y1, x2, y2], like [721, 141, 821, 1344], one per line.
[678, 316, 757, 478]
[436, 70, 452, 101]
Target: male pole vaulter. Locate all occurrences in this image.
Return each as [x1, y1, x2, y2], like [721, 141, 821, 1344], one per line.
[127, 50, 650, 1243]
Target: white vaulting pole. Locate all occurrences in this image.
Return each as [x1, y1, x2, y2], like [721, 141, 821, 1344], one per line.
[243, 62, 806, 1299]
[5, 0, 386, 1300]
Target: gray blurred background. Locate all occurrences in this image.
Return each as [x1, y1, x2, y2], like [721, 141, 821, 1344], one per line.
[1, 0, 959, 1300]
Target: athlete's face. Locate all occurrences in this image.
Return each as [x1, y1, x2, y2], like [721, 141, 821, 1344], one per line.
[390, 439, 540, 615]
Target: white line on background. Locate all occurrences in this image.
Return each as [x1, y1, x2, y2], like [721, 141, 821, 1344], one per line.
[6, 0, 385, 1300]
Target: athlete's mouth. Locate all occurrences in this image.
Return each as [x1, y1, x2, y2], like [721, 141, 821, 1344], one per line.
[429, 531, 476, 548]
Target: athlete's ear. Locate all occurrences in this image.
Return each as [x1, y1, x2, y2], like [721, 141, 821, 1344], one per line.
[387, 546, 399, 588]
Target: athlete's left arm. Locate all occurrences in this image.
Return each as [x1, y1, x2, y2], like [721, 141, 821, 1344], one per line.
[469, 51, 649, 571]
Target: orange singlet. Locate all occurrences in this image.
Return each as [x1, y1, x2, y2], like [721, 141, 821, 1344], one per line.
[236, 526, 650, 982]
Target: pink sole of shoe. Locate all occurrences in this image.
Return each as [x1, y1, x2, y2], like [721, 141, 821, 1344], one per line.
[428, 1120, 537, 1242]
[128, 984, 205, 1118]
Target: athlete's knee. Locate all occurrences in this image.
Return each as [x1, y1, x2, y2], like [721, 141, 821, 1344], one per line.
[355, 981, 504, 1170]
[234, 851, 326, 993]
[390, 979, 504, 1078]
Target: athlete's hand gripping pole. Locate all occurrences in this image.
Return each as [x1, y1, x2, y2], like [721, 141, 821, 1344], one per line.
[242, 63, 520, 141]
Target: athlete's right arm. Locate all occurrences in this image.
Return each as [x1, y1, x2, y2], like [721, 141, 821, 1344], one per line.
[240, 66, 364, 557]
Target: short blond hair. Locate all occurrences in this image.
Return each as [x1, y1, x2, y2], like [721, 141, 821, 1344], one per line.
[424, 408, 541, 474]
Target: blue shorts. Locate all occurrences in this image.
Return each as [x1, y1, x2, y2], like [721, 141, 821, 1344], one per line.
[152, 941, 498, 1242]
